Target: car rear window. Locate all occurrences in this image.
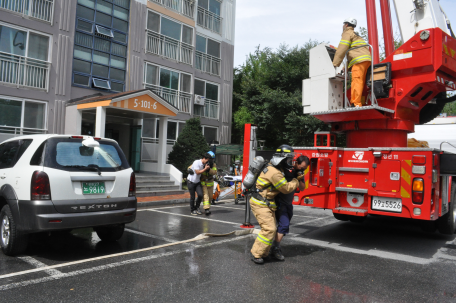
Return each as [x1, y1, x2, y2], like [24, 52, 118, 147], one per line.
[44, 137, 130, 172]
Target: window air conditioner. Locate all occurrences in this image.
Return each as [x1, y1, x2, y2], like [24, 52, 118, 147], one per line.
[194, 95, 205, 106]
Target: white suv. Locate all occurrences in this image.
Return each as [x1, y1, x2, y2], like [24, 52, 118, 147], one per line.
[0, 135, 137, 256]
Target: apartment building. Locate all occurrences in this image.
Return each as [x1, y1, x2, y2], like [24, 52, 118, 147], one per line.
[0, 0, 236, 174]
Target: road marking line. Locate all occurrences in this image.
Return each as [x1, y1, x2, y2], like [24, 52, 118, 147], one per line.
[143, 209, 242, 225]
[137, 205, 187, 211]
[0, 235, 253, 291]
[211, 205, 245, 211]
[124, 228, 178, 243]
[17, 256, 63, 276]
[291, 217, 333, 226]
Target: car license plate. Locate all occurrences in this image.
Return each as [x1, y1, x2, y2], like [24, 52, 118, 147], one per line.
[82, 182, 106, 194]
[372, 196, 402, 213]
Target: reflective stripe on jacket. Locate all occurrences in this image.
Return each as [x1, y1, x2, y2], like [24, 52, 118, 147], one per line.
[201, 163, 217, 187]
[333, 26, 371, 69]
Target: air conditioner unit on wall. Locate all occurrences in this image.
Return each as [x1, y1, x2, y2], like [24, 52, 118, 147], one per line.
[194, 95, 205, 106]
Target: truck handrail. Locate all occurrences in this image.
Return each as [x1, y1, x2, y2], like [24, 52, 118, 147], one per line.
[440, 141, 456, 150]
[343, 44, 377, 108]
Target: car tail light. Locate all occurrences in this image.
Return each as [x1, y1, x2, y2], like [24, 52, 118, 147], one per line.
[412, 178, 424, 204]
[31, 171, 51, 200]
[94, 137, 101, 140]
[129, 172, 136, 197]
[71, 136, 83, 139]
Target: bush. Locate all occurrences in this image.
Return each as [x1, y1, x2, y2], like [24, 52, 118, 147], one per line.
[168, 118, 209, 176]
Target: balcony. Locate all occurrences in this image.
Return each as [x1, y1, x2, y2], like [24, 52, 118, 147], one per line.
[195, 51, 221, 77]
[146, 30, 193, 66]
[145, 83, 192, 114]
[0, 0, 54, 23]
[149, 0, 194, 19]
[197, 6, 221, 34]
[0, 51, 50, 91]
[194, 98, 219, 120]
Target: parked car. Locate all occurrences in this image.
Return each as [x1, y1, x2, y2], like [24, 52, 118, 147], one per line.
[0, 135, 137, 256]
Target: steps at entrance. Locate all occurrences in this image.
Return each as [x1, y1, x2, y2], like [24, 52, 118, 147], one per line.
[135, 173, 186, 197]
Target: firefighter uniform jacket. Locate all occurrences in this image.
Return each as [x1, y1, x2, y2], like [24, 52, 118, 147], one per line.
[201, 163, 217, 187]
[252, 164, 299, 209]
[333, 26, 371, 69]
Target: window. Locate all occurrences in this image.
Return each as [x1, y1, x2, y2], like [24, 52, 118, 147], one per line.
[196, 34, 220, 58]
[194, 79, 218, 101]
[167, 120, 185, 144]
[0, 97, 47, 134]
[73, 0, 130, 92]
[147, 11, 193, 45]
[198, 0, 221, 16]
[202, 126, 218, 144]
[0, 141, 20, 169]
[141, 118, 185, 145]
[144, 63, 192, 94]
[0, 0, 55, 23]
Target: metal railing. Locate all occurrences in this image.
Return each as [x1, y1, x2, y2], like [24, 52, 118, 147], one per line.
[197, 6, 222, 34]
[146, 30, 193, 66]
[0, 0, 54, 23]
[149, 0, 194, 19]
[193, 98, 219, 120]
[0, 125, 47, 135]
[0, 51, 50, 91]
[145, 83, 192, 114]
[195, 51, 221, 76]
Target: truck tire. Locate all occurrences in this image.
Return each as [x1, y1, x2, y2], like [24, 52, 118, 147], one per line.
[437, 182, 456, 235]
[95, 224, 125, 242]
[1, 205, 28, 256]
[333, 213, 349, 221]
[419, 92, 447, 125]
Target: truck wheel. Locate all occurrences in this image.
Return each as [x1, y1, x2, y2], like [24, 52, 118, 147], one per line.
[1, 205, 28, 256]
[333, 213, 350, 221]
[437, 183, 456, 235]
[95, 224, 125, 242]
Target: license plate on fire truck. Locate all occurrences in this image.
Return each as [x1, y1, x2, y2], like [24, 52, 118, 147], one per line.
[371, 197, 402, 213]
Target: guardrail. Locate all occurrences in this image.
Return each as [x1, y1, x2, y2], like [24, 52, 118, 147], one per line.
[197, 6, 221, 34]
[149, 0, 194, 19]
[0, 0, 54, 23]
[145, 83, 192, 114]
[0, 126, 47, 135]
[146, 30, 193, 66]
[194, 97, 219, 120]
[0, 51, 50, 91]
[195, 51, 221, 77]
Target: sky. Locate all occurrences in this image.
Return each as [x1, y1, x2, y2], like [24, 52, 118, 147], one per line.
[233, 0, 456, 67]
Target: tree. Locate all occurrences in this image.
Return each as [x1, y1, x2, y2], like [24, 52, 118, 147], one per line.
[232, 42, 338, 148]
[168, 118, 209, 175]
[442, 100, 456, 116]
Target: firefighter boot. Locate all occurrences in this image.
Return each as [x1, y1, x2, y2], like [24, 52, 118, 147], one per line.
[251, 253, 264, 265]
[271, 246, 285, 261]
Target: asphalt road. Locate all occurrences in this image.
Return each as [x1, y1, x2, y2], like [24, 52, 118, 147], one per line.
[1, 200, 456, 302]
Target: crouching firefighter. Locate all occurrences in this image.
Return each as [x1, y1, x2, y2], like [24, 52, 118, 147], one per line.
[201, 151, 217, 215]
[248, 145, 304, 264]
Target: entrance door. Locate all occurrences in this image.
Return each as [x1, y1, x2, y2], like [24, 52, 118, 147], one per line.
[130, 126, 142, 172]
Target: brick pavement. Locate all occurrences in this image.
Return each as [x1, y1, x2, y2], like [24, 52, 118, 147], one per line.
[137, 192, 190, 203]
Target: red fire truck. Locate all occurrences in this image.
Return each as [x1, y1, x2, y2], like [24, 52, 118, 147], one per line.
[242, 0, 456, 234]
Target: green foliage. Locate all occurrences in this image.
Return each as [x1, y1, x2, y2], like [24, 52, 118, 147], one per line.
[442, 100, 456, 116]
[358, 27, 403, 61]
[232, 42, 341, 148]
[168, 118, 209, 175]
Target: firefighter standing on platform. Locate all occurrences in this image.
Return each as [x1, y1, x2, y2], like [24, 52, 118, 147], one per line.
[332, 17, 372, 107]
[201, 151, 217, 215]
[249, 145, 304, 264]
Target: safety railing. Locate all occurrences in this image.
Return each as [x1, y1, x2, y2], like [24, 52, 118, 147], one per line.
[146, 30, 193, 66]
[193, 97, 219, 120]
[0, 0, 54, 23]
[0, 51, 50, 91]
[195, 51, 221, 77]
[141, 137, 158, 162]
[343, 44, 377, 108]
[149, 0, 194, 19]
[197, 6, 222, 34]
[145, 83, 192, 114]
[0, 126, 47, 135]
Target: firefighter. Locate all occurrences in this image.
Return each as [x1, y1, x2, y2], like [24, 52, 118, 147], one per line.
[332, 17, 372, 107]
[271, 155, 309, 261]
[201, 151, 217, 215]
[249, 145, 304, 264]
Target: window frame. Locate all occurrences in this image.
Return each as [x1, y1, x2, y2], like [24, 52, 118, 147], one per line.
[201, 125, 218, 145]
[73, 0, 129, 92]
[193, 78, 219, 101]
[0, 21, 52, 62]
[0, 95, 48, 132]
[146, 10, 194, 46]
[144, 62, 193, 94]
[195, 33, 220, 58]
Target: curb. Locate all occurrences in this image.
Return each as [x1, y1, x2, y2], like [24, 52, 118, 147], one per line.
[137, 198, 190, 208]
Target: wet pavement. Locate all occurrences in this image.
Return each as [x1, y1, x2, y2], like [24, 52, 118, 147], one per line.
[1, 200, 456, 302]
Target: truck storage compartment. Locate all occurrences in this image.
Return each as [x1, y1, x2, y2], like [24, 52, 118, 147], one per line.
[440, 153, 456, 174]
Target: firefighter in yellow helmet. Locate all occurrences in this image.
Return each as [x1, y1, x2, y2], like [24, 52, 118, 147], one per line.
[332, 17, 372, 107]
[201, 151, 217, 215]
[249, 145, 304, 264]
